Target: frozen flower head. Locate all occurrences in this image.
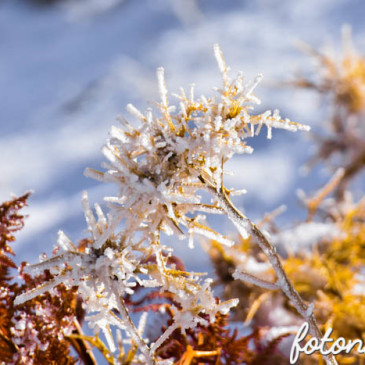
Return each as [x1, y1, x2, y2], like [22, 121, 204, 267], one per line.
[85, 44, 309, 246]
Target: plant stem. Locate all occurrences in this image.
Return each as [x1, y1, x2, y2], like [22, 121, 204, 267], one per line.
[336, 147, 365, 200]
[211, 185, 338, 365]
[68, 319, 97, 365]
[112, 282, 156, 365]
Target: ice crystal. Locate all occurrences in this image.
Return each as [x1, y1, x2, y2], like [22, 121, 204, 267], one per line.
[84, 44, 308, 249]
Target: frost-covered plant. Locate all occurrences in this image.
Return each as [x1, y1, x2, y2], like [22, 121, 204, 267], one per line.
[205, 30, 365, 364]
[293, 26, 365, 198]
[155, 311, 290, 364]
[0, 193, 93, 365]
[281, 171, 365, 364]
[15, 193, 237, 364]
[210, 167, 365, 364]
[13, 45, 337, 364]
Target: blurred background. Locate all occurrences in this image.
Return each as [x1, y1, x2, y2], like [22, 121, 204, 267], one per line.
[1, 0, 365, 269]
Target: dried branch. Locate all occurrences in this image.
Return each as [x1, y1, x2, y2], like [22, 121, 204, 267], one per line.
[202, 177, 338, 365]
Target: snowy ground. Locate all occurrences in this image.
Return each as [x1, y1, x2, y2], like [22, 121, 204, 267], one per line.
[1, 0, 365, 270]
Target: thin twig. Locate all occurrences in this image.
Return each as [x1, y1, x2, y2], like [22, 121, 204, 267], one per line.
[202, 176, 338, 365]
[233, 270, 279, 290]
[336, 147, 365, 201]
[306, 167, 345, 220]
[112, 281, 156, 365]
[68, 319, 97, 365]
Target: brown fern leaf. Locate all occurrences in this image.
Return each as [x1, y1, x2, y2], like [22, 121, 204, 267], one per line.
[0, 194, 91, 364]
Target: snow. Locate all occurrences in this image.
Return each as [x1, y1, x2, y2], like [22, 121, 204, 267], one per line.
[272, 222, 340, 252]
[1, 0, 365, 266]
